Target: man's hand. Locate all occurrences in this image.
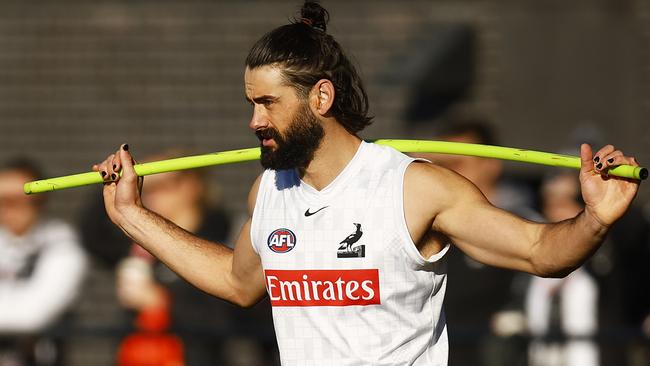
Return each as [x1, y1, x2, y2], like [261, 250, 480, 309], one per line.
[92, 143, 143, 226]
[579, 144, 641, 228]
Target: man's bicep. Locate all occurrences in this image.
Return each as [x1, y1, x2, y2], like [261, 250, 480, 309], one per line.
[229, 174, 266, 306]
[433, 172, 541, 273]
[230, 218, 267, 306]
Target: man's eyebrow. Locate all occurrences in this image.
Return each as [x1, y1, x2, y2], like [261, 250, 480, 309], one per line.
[245, 95, 279, 104]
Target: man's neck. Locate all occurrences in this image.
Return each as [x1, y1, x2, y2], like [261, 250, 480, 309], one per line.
[299, 125, 362, 191]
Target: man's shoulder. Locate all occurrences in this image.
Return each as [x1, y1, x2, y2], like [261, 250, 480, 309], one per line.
[403, 160, 476, 210]
[404, 159, 456, 182]
[362, 141, 415, 168]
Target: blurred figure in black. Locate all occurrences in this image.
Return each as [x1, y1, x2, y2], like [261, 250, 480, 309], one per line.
[565, 126, 650, 365]
[411, 117, 537, 366]
[80, 150, 277, 366]
[0, 158, 87, 366]
[526, 170, 599, 366]
[597, 184, 650, 365]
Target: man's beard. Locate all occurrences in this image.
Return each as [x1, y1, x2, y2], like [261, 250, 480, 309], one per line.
[256, 103, 325, 170]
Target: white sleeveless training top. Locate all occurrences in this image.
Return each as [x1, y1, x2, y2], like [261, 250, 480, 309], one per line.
[250, 141, 450, 365]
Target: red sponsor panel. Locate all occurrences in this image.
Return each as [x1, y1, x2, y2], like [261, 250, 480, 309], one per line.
[265, 269, 381, 307]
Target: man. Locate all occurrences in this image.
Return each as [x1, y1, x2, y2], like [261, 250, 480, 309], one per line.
[0, 158, 87, 365]
[526, 170, 599, 366]
[93, 2, 640, 365]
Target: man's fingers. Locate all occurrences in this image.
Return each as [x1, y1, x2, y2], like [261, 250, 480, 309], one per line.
[604, 155, 639, 169]
[598, 150, 623, 172]
[97, 154, 116, 182]
[580, 143, 595, 174]
[118, 144, 137, 181]
[592, 144, 615, 166]
[112, 148, 123, 176]
[92, 145, 134, 186]
[106, 154, 118, 182]
[588, 145, 639, 177]
[102, 179, 116, 203]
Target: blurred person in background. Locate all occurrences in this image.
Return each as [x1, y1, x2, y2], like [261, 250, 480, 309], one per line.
[526, 170, 599, 366]
[599, 176, 650, 365]
[0, 158, 87, 366]
[82, 150, 276, 366]
[640, 202, 650, 365]
[411, 118, 538, 366]
[564, 127, 650, 365]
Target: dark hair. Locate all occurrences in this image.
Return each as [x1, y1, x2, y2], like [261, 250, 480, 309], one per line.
[437, 118, 497, 146]
[1, 157, 44, 181]
[245, 1, 373, 134]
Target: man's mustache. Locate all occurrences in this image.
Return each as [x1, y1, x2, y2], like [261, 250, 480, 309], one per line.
[255, 128, 281, 142]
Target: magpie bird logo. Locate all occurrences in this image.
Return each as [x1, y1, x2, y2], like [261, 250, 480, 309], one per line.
[337, 223, 365, 258]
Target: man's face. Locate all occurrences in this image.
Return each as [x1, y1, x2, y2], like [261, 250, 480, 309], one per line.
[245, 66, 324, 170]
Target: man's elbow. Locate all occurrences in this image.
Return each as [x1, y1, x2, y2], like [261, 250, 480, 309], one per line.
[238, 298, 261, 309]
[528, 240, 582, 278]
[531, 259, 578, 278]
[219, 281, 263, 308]
[230, 292, 262, 309]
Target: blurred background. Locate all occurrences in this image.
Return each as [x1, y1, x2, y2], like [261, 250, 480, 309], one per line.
[0, 0, 648, 365]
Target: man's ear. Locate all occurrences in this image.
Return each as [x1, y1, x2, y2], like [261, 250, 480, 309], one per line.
[311, 79, 335, 116]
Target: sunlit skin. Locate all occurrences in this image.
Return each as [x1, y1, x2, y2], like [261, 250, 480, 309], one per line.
[244, 65, 361, 190]
[92, 64, 640, 308]
[245, 66, 298, 151]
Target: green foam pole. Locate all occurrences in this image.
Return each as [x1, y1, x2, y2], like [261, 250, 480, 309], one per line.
[374, 140, 647, 179]
[24, 148, 260, 194]
[24, 140, 647, 194]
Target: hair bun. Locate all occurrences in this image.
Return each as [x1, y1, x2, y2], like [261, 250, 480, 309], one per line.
[300, 1, 329, 32]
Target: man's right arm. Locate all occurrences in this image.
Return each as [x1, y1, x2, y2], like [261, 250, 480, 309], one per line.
[94, 144, 267, 307]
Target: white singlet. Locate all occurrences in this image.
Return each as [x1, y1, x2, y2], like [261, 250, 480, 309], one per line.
[251, 141, 450, 365]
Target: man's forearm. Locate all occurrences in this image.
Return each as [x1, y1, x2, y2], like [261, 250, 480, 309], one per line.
[116, 206, 242, 304]
[531, 209, 609, 277]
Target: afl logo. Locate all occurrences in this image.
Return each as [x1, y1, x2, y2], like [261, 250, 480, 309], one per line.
[267, 228, 297, 253]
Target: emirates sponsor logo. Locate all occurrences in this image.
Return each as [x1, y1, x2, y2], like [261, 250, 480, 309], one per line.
[265, 269, 381, 307]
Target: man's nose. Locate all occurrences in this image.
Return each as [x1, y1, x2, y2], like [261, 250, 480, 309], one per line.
[248, 105, 268, 131]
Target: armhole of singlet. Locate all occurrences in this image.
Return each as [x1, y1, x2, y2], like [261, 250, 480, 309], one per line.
[249, 170, 271, 255]
[395, 158, 450, 266]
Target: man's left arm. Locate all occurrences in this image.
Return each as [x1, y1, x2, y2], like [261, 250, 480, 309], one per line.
[407, 144, 640, 277]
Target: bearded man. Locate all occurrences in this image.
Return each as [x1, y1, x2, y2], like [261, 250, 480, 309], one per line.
[93, 2, 641, 365]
